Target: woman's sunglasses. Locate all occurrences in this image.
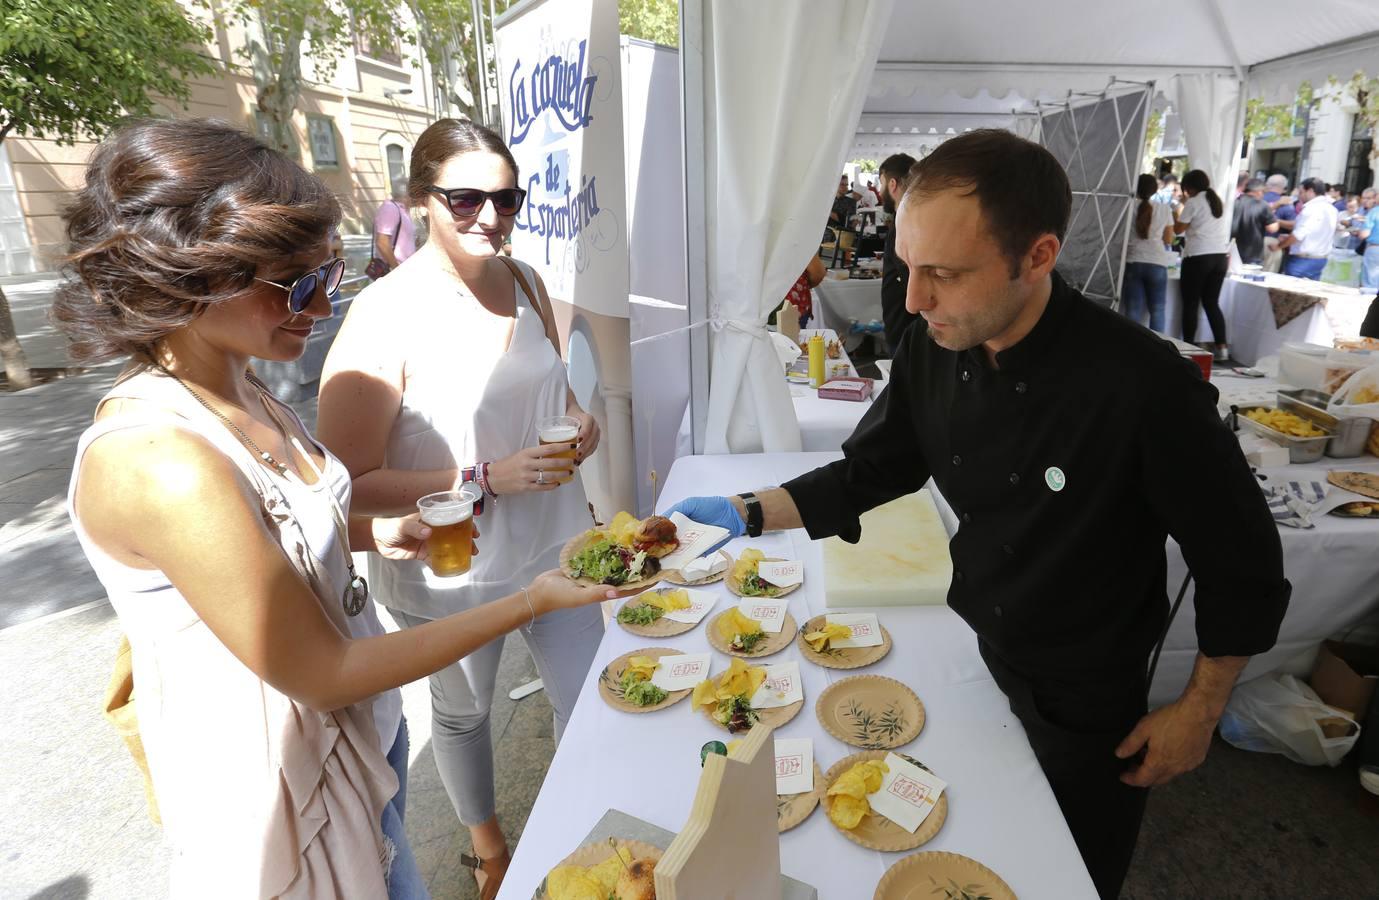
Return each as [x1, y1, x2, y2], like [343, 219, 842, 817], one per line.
[425, 186, 527, 217]
[255, 257, 346, 314]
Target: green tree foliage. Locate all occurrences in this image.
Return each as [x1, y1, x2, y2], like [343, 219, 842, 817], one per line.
[0, 0, 216, 388]
[620, 0, 679, 47]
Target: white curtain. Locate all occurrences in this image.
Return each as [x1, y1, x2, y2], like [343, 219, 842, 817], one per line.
[1173, 73, 1245, 220]
[696, 0, 893, 453]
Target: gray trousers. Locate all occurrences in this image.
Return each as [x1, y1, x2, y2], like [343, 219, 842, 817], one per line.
[390, 602, 603, 826]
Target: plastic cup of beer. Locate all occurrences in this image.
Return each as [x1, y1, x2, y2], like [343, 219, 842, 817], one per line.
[536, 415, 580, 485]
[417, 485, 481, 577]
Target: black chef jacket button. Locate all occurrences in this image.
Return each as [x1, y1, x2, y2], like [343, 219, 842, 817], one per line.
[962, 512, 972, 525]
[1002, 543, 1014, 556]
[1009, 472, 1020, 485]
[952, 455, 962, 466]
[1015, 381, 1027, 394]
[961, 369, 972, 382]
[993, 605, 1003, 617]
[954, 570, 965, 583]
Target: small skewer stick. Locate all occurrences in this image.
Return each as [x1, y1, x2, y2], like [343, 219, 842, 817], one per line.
[608, 837, 633, 872]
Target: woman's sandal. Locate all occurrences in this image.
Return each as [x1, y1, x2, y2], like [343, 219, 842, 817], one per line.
[461, 845, 511, 900]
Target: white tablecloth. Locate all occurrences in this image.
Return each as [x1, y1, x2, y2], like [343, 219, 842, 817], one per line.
[500, 452, 1097, 900]
[812, 276, 883, 352]
[791, 328, 872, 452]
[1161, 274, 1372, 366]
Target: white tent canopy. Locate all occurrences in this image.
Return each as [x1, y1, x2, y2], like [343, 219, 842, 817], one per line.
[682, 1, 1379, 454]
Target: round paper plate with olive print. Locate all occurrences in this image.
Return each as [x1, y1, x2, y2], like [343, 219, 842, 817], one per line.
[706, 609, 798, 659]
[725, 555, 801, 600]
[613, 590, 700, 638]
[777, 762, 825, 833]
[823, 751, 947, 852]
[816, 675, 924, 750]
[797, 615, 893, 670]
[535, 839, 663, 900]
[597, 648, 693, 714]
[873, 851, 1017, 900]
[663, 549, 734, 586]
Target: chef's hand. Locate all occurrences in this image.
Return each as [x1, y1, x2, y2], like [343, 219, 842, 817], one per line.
[1114, 697, 1216, 788]
[662, 496, 746, 553]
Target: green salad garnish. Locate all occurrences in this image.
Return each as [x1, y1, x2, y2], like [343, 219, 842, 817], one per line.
[616, 603, 665, 626]
[738, 572, 780, 598]
[712, 696, 760, 733]
[731, 630, 767, 653]
[568, 536, 656, 586]
[620, 670, 668, 707]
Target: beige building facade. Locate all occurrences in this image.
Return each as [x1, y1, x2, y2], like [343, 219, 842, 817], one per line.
[0, 1, 442, 276]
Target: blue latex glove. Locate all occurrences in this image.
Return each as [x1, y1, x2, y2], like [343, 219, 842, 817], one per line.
[663, 496, 746, 553]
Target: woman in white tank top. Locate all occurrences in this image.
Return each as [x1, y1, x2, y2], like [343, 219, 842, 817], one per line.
[317, 119, 604, 898]
[55, 120, 621, 900]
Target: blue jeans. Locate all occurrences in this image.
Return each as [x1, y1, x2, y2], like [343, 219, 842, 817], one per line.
[1121, 262, 1168, 332]
[382, 718, 430, 899]
[1362, 245, 1379, 290]
[1284, 255, 1327, 280]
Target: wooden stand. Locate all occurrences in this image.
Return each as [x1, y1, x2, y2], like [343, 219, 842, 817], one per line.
[655, 723, 800, 899]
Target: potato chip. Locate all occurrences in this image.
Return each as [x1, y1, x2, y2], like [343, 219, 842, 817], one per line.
[827, 794, 871, 830]
[608, 511, 641, 546]
[546, 866, 607, 900]
[804, 622, 853, 652]
[585, 846, 635, 891]
[716, 607, 763, 643]
[692, 677, 717, 709]
[730, 548, 766, 583]
[716, 657, 767, 700]
[623, 656, 660, 682]
[641, 588, 691, 612]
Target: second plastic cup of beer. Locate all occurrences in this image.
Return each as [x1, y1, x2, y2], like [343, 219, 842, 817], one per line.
[536, 415, 579, 485]
[417, 485, 482, 577]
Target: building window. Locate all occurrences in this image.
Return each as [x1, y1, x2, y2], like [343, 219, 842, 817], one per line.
[355, 29, 402, 66]
[1343, 119, 1375, 195]
[308, 116, 340, 170]
[385, 144, 407, 188]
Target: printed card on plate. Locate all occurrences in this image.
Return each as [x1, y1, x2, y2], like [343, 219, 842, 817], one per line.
[751, 661, 804, 709]
[661, 588, 718, 625]
[757, 560, 804, 588]
[868, 752, 947, 834]
[826, 613, 884, 648]
[739, 599, 788, 633]
[650, 652, 713, 691]
[774, 738, 814, 795]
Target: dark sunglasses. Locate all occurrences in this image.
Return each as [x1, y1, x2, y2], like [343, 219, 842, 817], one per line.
[425, 186, 527, 217]
[256, 257, 346, 313]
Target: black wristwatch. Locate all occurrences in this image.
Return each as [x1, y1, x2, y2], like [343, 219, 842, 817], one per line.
[736, 491, 764, 538]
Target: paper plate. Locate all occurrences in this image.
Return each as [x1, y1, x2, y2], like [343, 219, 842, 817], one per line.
[536, 839, 664, 900]
[697, 693, 804, 734]
[823, 751, 947, 852]
[797, 615, 893, 670]
[873, 851, 1017, 900]
[777, 762, 825, 833]
[816, 675, 924, 750]
[1328, 471, 1379, 500]
[706, 610, 798, 659]
[560, 529, 665, 590]
[597, 648, 693, 714]
[663, 549, 734, 586]
[613, 591, 699, 638]
[725, 555, 802, 599]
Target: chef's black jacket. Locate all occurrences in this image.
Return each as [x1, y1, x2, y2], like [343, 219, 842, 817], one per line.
[881, 226, 922, 354]
[783, 272, 1290, 681]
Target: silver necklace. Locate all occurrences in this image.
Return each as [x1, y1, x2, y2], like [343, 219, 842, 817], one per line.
[157, 365, 369, 616]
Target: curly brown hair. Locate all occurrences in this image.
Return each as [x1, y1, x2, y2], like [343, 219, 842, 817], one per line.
[52, 118, 341, 363]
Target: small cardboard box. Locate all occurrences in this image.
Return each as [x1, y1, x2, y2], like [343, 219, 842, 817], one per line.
[1309, 640, 1379, 720]
[818, 377, 873, 402]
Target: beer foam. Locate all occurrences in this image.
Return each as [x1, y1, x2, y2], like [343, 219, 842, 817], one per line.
[419, 501, 472, 527]
[539, 425, 579, 442]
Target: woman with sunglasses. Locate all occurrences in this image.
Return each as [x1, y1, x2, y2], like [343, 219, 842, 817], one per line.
[318, 119, 603, 898]
[56, 119, 621, 899]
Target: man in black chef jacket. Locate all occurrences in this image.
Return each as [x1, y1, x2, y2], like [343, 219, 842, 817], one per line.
[668, 130, 1290, 899]
[878, 152, 921, 353]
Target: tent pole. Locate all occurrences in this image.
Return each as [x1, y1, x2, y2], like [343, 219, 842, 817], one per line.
[679, 0, 710, 455]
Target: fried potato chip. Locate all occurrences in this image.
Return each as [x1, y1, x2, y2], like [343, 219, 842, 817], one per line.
[623, 656, 661, 682]
[726, 739, 743, 754]
[827, 794, 871, 830]
[546, 866, 607, 900]
[608, 511, 641, 546]
[730, 548, 766, 583]
[716, 607, 764, 643]
[804, 622, 853, 652]
[692, 677, 717, 709]
[641, 588, 691, 612]
[716, 657, 767, 700]
[585, 846, 635, 891]
[827, 760, 888, 799]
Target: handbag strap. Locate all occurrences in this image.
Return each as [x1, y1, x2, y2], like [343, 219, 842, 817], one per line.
[498, 256, 561, 358]
[371, 200, 402, 259]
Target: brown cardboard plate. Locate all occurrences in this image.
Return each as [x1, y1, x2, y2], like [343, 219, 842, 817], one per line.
[697, 694, 804, 734]
[536, 839, 664, 899]
[816, 675, 924, 750]
[613, 589, 702, 638]
[597, 648, 693, 714]
[823, 751, 947, 852]
[777, 762, 825, 833]
[706, 610, 798, 659]
[663, 549, 734, 586]
[797, 615, 893, 670]
[560, 529, 665, 590]
[873, 850, 1017, 900]
[725, 555, 802, 599]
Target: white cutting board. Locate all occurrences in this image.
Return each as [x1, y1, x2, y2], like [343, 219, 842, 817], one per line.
[822, 490, 954, 607]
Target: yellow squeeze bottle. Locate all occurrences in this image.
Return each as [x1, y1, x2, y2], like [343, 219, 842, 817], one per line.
[808, 334, 825, 388]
